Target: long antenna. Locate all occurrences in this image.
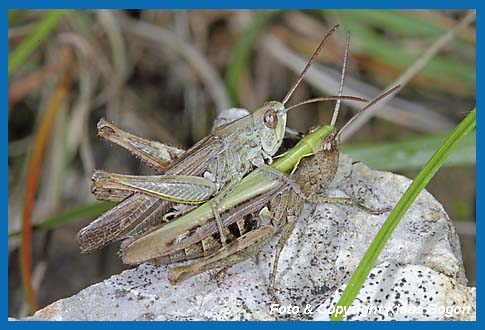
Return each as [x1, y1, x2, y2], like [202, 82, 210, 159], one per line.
[283, 95, 368, 113]
[337, 85, 401, 140]
[281, 24, 339, 105]
[331, 31, 350, 127]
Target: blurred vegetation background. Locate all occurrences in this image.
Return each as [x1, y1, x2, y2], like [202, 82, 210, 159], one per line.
[8, 9, 475, 317]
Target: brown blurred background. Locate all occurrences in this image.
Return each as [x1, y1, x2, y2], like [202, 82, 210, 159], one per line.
[8, 9, 475, 317]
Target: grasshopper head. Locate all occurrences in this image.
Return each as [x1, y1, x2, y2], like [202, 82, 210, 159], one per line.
[254, 101, 287, 157]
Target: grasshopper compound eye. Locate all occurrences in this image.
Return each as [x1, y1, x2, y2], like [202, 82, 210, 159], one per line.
[263, 108, 278, 129]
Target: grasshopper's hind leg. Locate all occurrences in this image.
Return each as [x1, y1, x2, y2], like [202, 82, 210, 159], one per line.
[96, 118, 185, 171]
[167, 226, 274, 285]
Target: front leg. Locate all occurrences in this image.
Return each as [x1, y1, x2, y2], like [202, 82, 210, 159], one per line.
[257, 164, 307, 200]
[209, 172, 246, 245]
[208, 161, 253, 245]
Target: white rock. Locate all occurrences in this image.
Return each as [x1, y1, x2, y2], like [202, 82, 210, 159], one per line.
[313, 262, 476, 321]
[26, 155, 475, 320]
[211, 108, 250, 130]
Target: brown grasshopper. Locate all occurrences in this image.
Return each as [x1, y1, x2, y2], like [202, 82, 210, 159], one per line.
[78, 24, 367, 252]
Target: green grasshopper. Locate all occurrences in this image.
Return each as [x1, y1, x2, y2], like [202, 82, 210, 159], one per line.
[120, 86, 399, 295]
[78, 24, 367, 252]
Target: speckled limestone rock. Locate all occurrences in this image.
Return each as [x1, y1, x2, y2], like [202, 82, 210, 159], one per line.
[313, 262, 475, 321]
[26, 153, 475, 321]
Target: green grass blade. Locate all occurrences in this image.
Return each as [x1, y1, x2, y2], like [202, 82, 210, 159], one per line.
[225, 10, 280, 105]
[349, 10, 443, 36]
[8, 201, 115, 238]
[333, 11, 475, 88]
[343, 131, 475, 171]
[331, 107, 476, 321]
[8, 9, 66, 77]
[340, 10, 473, 45]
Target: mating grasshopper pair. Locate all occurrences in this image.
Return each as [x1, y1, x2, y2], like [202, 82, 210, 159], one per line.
[78, 24, 365, 253]
[77, 26, 395, 295]
[119, 89, 396, 292]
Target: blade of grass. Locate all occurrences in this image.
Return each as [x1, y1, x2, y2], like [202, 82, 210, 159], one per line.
[343, 131, 475, 171]
[333, 11, 475, 88]
[8, 9, 65, 77]
[9, 201, 116, 238]
[20, 47, 74, 314]
[340, 10, 476, 141]
[350, 10, 444, 37]
[331, 107, 475, 321]
[341, 10, 473, 48]
[410, 10, 476, 44]
[225, 10, 280, 105]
